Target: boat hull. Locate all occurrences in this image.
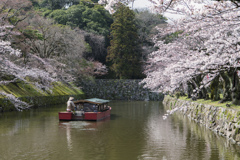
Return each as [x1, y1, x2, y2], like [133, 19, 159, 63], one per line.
[59, 110, 110, 121]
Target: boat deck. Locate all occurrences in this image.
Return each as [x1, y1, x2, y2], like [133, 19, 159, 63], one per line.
[59, 98, 111, 121]
[59, 110, 110, 121]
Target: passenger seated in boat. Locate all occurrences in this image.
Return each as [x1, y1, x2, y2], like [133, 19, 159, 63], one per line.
[67, 97, 76, 112]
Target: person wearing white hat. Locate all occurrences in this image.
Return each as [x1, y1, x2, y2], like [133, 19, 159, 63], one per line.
[66, 97, 76, 112]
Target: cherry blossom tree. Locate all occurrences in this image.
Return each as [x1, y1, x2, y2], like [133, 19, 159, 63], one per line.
[142, 1, 240, 104]
[0, 25, 50, 110]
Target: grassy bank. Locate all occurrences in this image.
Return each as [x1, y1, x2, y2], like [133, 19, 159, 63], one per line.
[178, 95, 239, 110]
[0, 80, 84, 111]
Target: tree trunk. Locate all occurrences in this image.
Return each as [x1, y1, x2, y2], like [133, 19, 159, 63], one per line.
[201, 87, 208, 99]
[187, 81, 193, 98]
[210, 75, 220, 101]
[229, 69, 240, 105]
[220, 71, 231, 103]
[193, 75, 206, 99]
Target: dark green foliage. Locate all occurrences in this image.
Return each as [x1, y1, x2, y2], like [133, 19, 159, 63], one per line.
[48, 1, 113, 35]
[107, 3, 144, 79]
[21, 27, 44, 40]
[29, 0, 40, 7]
[48, 9, 68, 24]
[36, 0, 80, 10]
[163, 30, 183, 44]
[40, 0, 63, 10]
[0, 72, 16, 81]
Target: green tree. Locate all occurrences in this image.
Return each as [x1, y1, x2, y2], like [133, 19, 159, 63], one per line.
[48, 9, 68, 24]
[107, 3, 143, 79]
[48, 1, 113, 35]
[37, 0, 79, 10]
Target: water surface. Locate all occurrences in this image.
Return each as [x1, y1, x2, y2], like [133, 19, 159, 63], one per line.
[0, 101, 239, 160]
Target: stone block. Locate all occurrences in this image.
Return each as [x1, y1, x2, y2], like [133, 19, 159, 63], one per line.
[163, 96, 240, 147]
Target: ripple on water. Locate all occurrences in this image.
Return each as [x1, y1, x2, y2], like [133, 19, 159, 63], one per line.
[59, 121, 97, 131]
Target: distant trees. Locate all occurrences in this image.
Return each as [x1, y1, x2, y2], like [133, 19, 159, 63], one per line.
[135, 9, 167, 60]
[33, 0, 167, 80]
[83, 32, 107, 63]
[0, 0, 108, 110]
[0, 0, 32, 56]
[0, 0, 32, 27]
[15, 14, 108, 81]
[30, 0, 79, 10]
[107, 3, 143, 79]
[1, 0, 170, 83]
[45, 0, 113, 67]
[48, 1, 113, 35]
[0, 0, 107, 83]
[23, 16, 69, 58]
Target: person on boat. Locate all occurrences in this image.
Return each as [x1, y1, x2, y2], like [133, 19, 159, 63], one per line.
[67, 97, 76, 112]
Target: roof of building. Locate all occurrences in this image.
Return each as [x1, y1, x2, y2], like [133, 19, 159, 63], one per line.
[74, 98, 110, 105]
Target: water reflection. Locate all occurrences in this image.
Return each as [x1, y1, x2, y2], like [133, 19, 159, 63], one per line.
[176, 114, 240, 160]
[138, 103, 240, 160]
[61, 122, 73, 151]
[1, 119, 30, 136]
[58, 117, 111, 153]
[0, 102, 240, 160]
[140, 103, 188, 160]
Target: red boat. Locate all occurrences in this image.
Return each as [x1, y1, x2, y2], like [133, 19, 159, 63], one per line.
[59, 98, 111, 121]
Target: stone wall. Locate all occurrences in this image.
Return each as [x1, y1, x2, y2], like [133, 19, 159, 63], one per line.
[163, 96, 240, 145]
[81, 79, 164, 101]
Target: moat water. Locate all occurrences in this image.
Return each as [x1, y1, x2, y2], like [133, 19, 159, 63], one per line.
[0, 101, 240, 160]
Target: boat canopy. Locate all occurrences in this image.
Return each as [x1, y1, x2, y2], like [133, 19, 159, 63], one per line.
[74, 98, 110, 105]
